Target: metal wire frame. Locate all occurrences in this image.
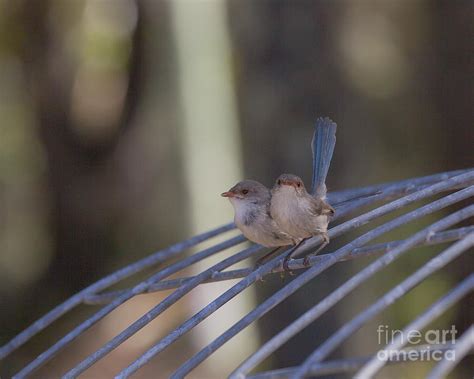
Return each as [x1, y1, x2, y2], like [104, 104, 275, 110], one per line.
[175, 188, 474, 379]
[0, 222, 236, 359]
[84, 225, 474, 303]
[228, 197, 474, 379]
[289, 228, 474, 379]
[2, 168, 422, 360]
[84, 174, 474, 378]
[356, 273, 474, 377]
[245, 344, 458, 379]
[427, 325, 474, 379]
[1, 169, 472, 378]
[94, 171, 474, 378]
[0, 170, 465, 357]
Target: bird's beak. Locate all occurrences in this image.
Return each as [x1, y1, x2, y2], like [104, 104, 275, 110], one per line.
[221, 191, 235, 198]
[281, 180, 298, 188]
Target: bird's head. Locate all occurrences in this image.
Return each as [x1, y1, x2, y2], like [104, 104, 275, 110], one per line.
[273, 173, 307, 195]
[221, 180, 269, 205]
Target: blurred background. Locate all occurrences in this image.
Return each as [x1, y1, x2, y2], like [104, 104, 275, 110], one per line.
[0, 0, 472, 378]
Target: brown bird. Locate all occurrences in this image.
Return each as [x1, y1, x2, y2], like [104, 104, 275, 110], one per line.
[271, 173, 334, 250]
[270, 117, 337, 268]
[222, 180, 294, 249]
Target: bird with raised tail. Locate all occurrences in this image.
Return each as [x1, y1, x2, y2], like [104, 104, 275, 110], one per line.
[270, 173, 334, 244]
[270, 173, 334, 265]
[270, 117, 337, 267]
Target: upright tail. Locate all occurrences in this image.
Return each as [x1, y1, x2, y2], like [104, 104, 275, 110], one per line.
[311, 117, 337, 198]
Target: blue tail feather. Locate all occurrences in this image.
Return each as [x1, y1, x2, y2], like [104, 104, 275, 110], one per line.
[311, 117, 337, 198]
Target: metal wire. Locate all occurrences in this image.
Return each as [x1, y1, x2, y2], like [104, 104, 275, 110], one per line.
[39, 186, 396, 377]
[118, 182, 474, 378]
[246, 344, 457, 379]
[291, 230, 474, 379]
[1, 169, 473, 379]
[84, 225, 474, 303]
[119, 172, 474, 378]
[426, 326, 474, 379]
[356, 274, 474, 378]
[177, 187, 474, 379]
[63, 191, 378, 378]
[0, 222, 236, 360]
[229, 195, 474, 379]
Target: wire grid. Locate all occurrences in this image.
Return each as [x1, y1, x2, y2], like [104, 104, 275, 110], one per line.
[1, 168, 473, 378]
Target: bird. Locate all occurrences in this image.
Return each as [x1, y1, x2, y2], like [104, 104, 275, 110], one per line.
[270, 117, 337, 269]
[271, 174, 334, 257]
[221, 180, 294, 263]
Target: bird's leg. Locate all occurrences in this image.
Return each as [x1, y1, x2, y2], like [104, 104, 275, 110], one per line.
[256, 247, 282, 267]
[303, 233, 329, 266]
[282, 239, 307, 272]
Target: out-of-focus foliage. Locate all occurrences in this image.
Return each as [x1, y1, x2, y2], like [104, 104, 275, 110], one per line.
[0, 0, 472, 378]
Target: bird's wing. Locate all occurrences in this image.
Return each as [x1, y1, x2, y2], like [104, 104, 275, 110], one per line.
[308, 197, 335, 217]
[321, 201, 335, 217]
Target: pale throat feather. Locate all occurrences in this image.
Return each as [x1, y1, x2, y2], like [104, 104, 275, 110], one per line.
[271, 186, 299, 224]
[232, 199, 259, 227]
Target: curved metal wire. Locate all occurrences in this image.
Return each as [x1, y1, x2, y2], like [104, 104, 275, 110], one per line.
[245, 344, 458, 378]
[6, 169, 455, 361]
[117, 187, 473, 376]
[176, 187, 474, 379]
[63, 189, 377, 378]
[229, 193, 474, 379]
[84, 225, 474, 303]
[1, 169, 473, 379]
[426, 326, 474, 379]
[290, 229, 474, 379]
[0, 222, 236, 360]
[356, 274, 474, 378]
[118, 172, 474, 377]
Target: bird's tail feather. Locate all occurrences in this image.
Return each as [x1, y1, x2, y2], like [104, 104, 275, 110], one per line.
[311, 117, 337, 198]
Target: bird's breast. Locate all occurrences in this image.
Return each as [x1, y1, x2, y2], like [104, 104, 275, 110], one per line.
[234, 202, 258, 226]
[271, 189, 299, 220]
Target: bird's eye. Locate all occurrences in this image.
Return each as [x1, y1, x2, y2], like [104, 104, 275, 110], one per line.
[297, 182, 301, 188]
[277, 180, 281, 185]
[242, 189, 249, 195]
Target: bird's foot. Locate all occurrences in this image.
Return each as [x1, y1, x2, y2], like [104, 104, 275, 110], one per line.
[282, 258, 295, 275]
[303, 255, 312, 267]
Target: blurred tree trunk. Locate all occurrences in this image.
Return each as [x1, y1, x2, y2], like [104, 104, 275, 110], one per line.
[19, 1, 143, 293]
[1, 0, 145, 354]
